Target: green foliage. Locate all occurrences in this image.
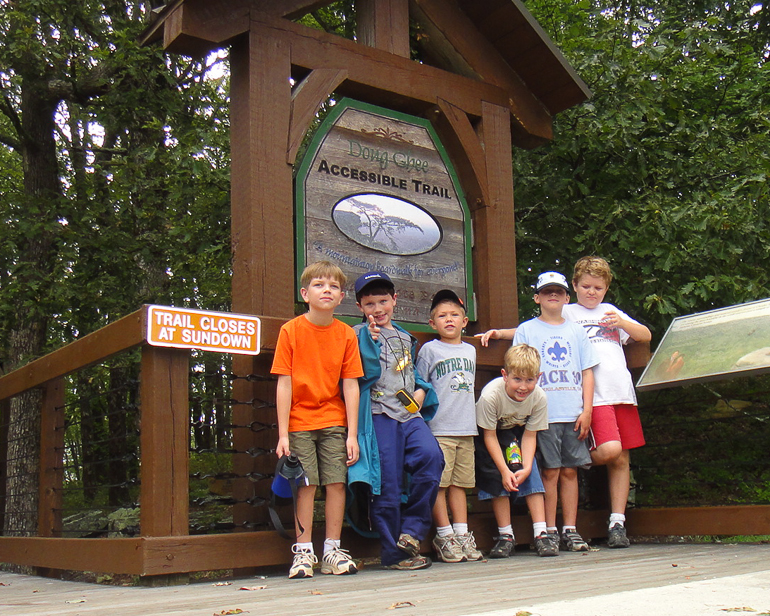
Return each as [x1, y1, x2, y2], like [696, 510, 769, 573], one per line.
[633, 375, 770, 506]
[516, 1, 770, 335]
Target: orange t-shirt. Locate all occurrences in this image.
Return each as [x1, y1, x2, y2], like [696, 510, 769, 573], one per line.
[271, 315, 363, 432]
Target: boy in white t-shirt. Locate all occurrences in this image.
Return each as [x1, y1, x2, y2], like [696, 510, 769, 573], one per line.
[563, 256, 651, 548]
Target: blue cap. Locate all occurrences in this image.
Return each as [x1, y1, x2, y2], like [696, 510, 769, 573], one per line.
[354, 271, 394, 298]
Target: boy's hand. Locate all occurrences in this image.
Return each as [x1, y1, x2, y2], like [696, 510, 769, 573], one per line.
[474, 329, 497, 347]
[275, 436, 291, 458]
[512, 466, 531, 486]
[600, 310, 621, 328]
[346, 435, 360, 466]
[574, 412, 592, 440]
[501, 468, 519, 492]
[367, 314, 380, 341]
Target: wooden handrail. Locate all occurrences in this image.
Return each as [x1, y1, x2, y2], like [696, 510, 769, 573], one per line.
[0, 308, 146, 401]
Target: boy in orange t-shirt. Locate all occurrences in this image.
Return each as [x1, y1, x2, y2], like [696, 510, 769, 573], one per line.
[271, 261, 363, 579]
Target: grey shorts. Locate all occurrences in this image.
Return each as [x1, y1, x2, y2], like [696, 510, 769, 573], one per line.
[536, 422, 592, 469]
[289, 426, 348, 486]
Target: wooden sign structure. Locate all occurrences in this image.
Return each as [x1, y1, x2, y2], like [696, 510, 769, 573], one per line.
[140, 0, 590, 551]
[297, 98, 475, 326]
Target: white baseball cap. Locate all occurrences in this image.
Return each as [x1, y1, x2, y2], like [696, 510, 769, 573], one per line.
[535, 271, 569, 292]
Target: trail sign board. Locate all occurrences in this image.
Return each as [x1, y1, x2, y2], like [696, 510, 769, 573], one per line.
[147, 305, 261, 355]
[637, 298, 770, 391]
[296, 98, 474, 327]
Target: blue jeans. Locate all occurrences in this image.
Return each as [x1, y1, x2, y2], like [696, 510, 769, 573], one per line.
[370, 413, 444, 566]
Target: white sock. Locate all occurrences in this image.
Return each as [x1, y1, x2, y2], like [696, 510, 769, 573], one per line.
[609, 513, 626, 528]
[323, 538, 340, 554]
[547, 526, 558, 535]
[437, 525, 453, 537]
[453, 523, 468, 536]
[296, 541, 314, 553]
[498, 525, 513, 536]
[562, 525, 576, 535]
[533, 522, 547, 537]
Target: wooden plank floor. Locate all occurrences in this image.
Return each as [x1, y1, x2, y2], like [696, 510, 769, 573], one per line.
[1, 543, 769, 616]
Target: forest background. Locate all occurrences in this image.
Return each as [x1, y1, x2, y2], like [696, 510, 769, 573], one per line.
[1, 0, 769, 537]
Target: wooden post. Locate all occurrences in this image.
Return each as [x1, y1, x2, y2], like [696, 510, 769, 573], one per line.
[357, 0, 410, 58]
[139, 346, 189, 538]
[37, 378, 65, 578]
[229, 32, 294, 319]
[0, 398, 8, 534]
[470, 101, 519, 331]
[229, 27, 294, 542]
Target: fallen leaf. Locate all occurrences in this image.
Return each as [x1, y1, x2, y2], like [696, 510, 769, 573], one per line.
[65, 599, 86, 604]
[214, 582, 232, 587]
[309, 589, 324, 595]
[239, 586, 267, 591]
[720, 609, 756, 613]
[388, 601, 415, 609]
[671, 563, 678, 567]
[515, 612, 534, 616]
[213, 609, 245, 615]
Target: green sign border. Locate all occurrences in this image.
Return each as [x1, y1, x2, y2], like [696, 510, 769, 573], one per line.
[294, 97, 475, 329]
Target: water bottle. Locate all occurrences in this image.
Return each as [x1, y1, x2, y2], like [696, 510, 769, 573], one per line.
[271, 453, 304, 499]
[505, 440, 523, 472]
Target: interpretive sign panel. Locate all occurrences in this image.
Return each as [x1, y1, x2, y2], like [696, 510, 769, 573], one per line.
[295, 98, 474, 326]
[147, 305, 261, 355]
[637, 298, 770, 391]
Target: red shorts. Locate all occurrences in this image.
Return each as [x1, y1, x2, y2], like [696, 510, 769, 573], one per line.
[590, 404, 645, 450]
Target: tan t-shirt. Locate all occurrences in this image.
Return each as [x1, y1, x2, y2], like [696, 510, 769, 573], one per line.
[475, 377, 549, 432]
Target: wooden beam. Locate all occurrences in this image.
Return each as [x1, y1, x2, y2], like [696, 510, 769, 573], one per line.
[161, 0, 251, 56]
[0, 308, 145, 401]
[357, 0, 411, 58]
[139, 346, 190, 537]
[411, 0, 553, 148]
[287, 68, 348, 164]
[3, 505, 767, 574]
[0, 537, 145, 574]
[253, 0, 335, 20]
[433, 98, 490, 210]
[249, 12, 522, 132]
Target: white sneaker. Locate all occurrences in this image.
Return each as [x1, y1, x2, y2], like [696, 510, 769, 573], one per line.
[289, 544, 317, 579]
[321, 546, 358, 575]
[456, 532, 484, 561]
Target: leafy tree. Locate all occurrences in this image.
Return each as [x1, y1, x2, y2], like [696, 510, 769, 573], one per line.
[515, 0, 770, 334]
[0, 1, 231, 535]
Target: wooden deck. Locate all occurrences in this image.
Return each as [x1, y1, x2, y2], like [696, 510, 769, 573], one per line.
[2, 543, 768, 616]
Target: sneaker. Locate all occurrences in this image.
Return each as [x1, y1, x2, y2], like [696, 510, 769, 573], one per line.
[288, 545, 317, 579]
[397, 533, 420, 557]
[321, 547, 358, 575]
[387, 554, 432, 570]
[432, 533, 466, 563]
[561, 529, 590, 552]
[456, 532, 484, 561]
[489, 534, 514, 559]
[608, 523, 631, 549]
[534, 532, 559, 557]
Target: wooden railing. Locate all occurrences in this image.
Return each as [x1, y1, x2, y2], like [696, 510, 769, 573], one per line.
[1, 308, 768, 579]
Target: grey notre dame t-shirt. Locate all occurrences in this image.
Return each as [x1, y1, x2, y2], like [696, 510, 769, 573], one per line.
[416, 339, 477, 436]
[475, 377, 549, 432]
[369, 326, 418, 423]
